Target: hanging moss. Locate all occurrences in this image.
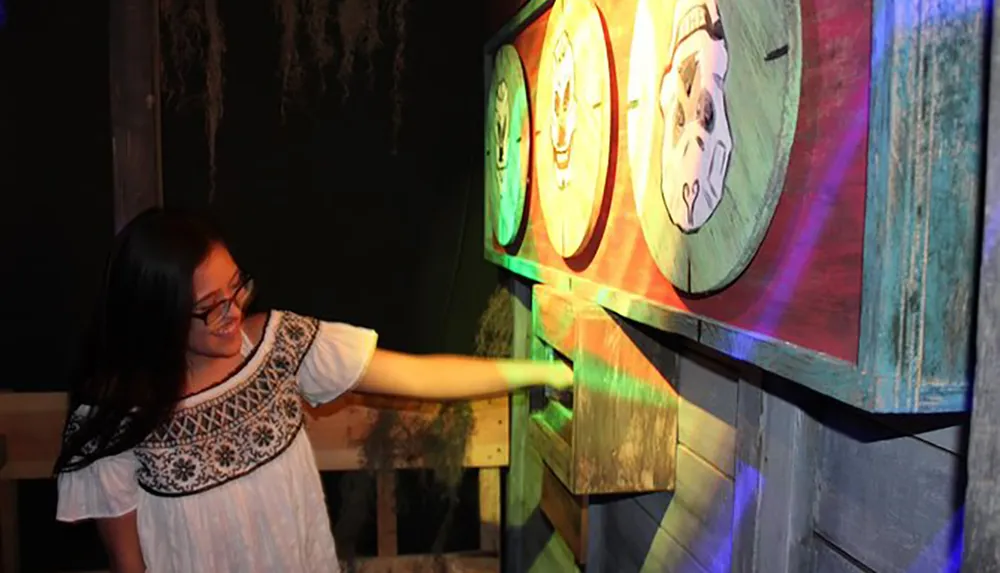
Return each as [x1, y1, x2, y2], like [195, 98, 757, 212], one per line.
[305, 0, 335, 91]
[203, 0, 225, 203]
[157, 0, 410, 205]
[335, 286, 515, 566]
[389, 0, 408, 154]
[275, 0, 304, 118]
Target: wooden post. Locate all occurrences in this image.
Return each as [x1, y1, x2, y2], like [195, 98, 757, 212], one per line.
[962, 3, 1000, 568]
[375, 471, 398, 557]
[109, 0, 163, 232]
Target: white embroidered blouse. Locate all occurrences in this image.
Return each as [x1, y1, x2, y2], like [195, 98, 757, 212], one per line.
[55, 310, 378, 573]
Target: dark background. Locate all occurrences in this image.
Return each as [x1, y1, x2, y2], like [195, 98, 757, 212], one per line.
[1, 0, 527, 568]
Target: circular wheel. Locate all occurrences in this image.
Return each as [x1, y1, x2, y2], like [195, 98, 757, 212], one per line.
[485, 44, 531, 247]
[534, 0, 613, 259]
[626, 0, 802, 293]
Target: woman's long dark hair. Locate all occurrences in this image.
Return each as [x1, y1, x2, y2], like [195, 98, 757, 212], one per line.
[53, 208, 224, 473]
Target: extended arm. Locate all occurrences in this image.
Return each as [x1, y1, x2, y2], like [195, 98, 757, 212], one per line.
[95, 510, 146, 573]
[355, 349, 572, 400]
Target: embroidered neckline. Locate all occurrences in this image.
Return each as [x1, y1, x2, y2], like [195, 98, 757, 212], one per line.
[133, 311, 321, 497]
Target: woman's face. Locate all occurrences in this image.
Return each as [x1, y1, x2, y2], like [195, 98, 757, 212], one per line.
[187, 244, 251, 359]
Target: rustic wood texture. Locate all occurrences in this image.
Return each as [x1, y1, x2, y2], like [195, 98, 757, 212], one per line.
[485, 0, 868, 367]
[478, 468, 502, 553]
[529, 284, 679, 495]
[537, 463, 588, 563]
[626, 0, 801, 294]
[109, 0, 162, 231]
[376, 471, 398, 557]
[751, 375, 821, 573]
[0, 480, 14, 573]
[814, 407, 965, 573]
[486, 44, 532, 247]
[0, 393, 508, 479]
[532, 0, 612, 258]
[860, 0, 986, 412]
[487, 0, 985, 415]
[963, 0, 1000, 565]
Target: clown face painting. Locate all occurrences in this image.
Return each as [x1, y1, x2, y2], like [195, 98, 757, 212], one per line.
[659, 0, 732, 233]
[532, 0, 611, 259]
[494, 80, 511, 191]
[550, 32, 578, 191]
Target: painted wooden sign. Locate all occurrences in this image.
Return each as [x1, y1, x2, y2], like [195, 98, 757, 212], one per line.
[626, 0, 800, 293]
[483, 0, 984, 414]
[485, 44, 532, 247]
[532, 0, 612, 258]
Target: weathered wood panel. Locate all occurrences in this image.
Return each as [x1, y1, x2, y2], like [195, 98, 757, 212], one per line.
[860, 0, 986, 412]
[109, 0, 161, 231]
[815, 409, 965, 573]
[813, 539, 866, 573]
[530, 285, 679, 495]
[962, 0, 1000, 566]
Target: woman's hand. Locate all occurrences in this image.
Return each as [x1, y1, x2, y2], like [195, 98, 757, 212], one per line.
[546, 361, 574, 391]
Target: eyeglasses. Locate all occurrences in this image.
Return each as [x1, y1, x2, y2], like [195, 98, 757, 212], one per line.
[191, 273, 256, 328]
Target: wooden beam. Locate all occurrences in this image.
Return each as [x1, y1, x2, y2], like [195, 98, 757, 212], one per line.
[376, 471, 398, 557]
[0, 392, 509, 479]
[962, 1, 1000, 567]
[478, 468, 501, 553]
[109, 0, 162, 231]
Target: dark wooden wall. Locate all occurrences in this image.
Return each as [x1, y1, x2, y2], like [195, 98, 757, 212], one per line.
[507, 277, 968, 572]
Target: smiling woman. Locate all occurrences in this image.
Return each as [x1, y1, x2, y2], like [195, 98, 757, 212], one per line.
[51, 207, 570, 573]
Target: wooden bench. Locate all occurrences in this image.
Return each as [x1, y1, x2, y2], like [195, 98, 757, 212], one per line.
[0, 392, 508, 572]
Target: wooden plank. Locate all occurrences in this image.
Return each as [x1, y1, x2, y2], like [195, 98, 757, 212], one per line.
[0, 480, 15, 573]
[527, 415, 572, 488]
[109, 0, 161, 231]
[531, 285, 679, 495]
[349, 553, 500, 573]
[538, 464, 587, 563]
[753, 375, 822, 573]
[815, 406, 964, 573]
[599, 495, 707, 573]
[376, 471, 397, 557]
[814, 538, 868, 573]
[731, 374, 765, 573]
[505, 276, 534, 573]
[860, 0, 986, 412]
[0, 392, 509, 479]
[964, 0, 1000, 566]
[478, 468, 501, 553]
[676, 352, 739, 478]
[658, 445, 734, 571]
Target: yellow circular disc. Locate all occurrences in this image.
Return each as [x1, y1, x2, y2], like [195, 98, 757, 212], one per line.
[485, 45, 531, 247]
[626, 0, 802, 293]
[534, 0, 613, 259]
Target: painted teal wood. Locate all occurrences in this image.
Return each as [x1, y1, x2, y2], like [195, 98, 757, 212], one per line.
[860, 0, 986, 412]
[482, 0, 987, 414]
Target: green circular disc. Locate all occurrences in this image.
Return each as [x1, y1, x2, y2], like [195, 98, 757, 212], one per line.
[485, 45, 531, 247]
[626, 0, 802, 293]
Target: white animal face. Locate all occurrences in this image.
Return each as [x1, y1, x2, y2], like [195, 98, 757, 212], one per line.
[658, 0, 732, 232]
[549, 32, 577, 190]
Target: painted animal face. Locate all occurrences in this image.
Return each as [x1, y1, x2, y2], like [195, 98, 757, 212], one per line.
[549, 32, 577, 190]
[658, 0, 732, 232]
[495, 80, 511, 190]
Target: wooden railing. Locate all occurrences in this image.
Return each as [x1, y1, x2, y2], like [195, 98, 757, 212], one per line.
[0, 392, 508, 573]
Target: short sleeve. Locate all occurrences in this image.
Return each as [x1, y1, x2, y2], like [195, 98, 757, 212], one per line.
[56, 406, 139, 522]
[298, 320, 379, 406]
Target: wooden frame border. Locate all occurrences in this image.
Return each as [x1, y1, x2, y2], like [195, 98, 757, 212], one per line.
[482, 0, 986, 413]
